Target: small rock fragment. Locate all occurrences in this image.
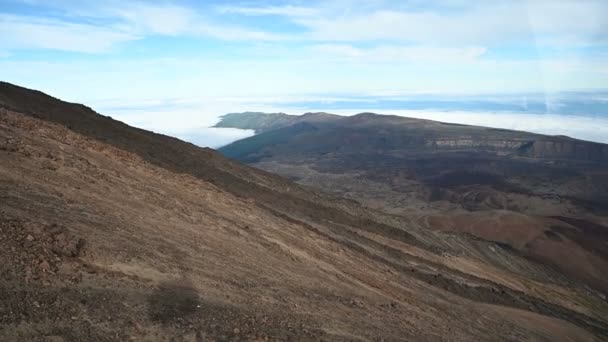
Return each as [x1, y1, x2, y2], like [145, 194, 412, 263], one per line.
[39, 260, 51, 272]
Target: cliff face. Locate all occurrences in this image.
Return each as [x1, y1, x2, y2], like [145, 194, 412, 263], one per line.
[524, 139, 608, 161]
[428, 137, 529, 150]
[425, 136, 608, 162]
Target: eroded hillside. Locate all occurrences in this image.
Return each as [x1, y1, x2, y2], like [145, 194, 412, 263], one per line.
[1, 83, 608, 341]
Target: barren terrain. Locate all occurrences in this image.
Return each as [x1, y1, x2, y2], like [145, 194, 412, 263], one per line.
[1, 83, 608, 341]
[218, 112, 608, 296]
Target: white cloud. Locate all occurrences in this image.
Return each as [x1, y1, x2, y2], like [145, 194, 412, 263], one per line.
[312, 44, 366, 58]
[108, 3, 287, 41]
[219, 5, 321, 17]
[0, 2, 286, 54]
[227, 0, 608, 46]
[194, 24, 287, 42]
[1, 1, 606, 97]
[180, 127, 255, 148]
[525, 0, 607, 39]
[98, 99, 264, 148]
[0, 14, 138, 53]
[3, 52, 606, 106]
[4, 0, 606, 55]
[313, 44, 487, 63]
[111, 4, 195, 36]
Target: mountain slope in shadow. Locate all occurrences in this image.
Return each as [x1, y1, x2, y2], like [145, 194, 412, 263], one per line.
[1, 82, 608, 341]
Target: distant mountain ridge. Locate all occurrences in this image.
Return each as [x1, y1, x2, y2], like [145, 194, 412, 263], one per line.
[218, 111, 608, 162]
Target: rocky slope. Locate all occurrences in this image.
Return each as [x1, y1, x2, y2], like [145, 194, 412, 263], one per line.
[1, 82, 608, 341]
[218, 112, 608, 294]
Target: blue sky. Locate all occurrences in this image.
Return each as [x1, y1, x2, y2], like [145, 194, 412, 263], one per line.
[1, 0, 607, 145]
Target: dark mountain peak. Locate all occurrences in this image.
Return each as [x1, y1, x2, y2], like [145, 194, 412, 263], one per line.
[302, 111, 327, 116]
[301, 111, 339, 118]
[348, 112, 380, 121]
[345, 112, 411, 125]
[353, 112, 379, 117]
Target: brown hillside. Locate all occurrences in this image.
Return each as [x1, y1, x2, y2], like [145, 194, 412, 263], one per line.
[1, 82, 607, 341]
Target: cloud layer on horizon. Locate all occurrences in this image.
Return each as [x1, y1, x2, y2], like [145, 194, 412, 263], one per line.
[99, 95, 608, 148]
[1, 0, 607, 146]
[1, 0, 607, 99]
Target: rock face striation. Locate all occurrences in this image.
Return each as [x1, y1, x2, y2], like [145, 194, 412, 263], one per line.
[1, 82, 608, 341]
[524, 138, 608, 160]
[426, 136, 608, 161]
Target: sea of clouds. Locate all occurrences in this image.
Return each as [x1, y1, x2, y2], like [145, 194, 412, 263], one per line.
[95, 93, 608, 148]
